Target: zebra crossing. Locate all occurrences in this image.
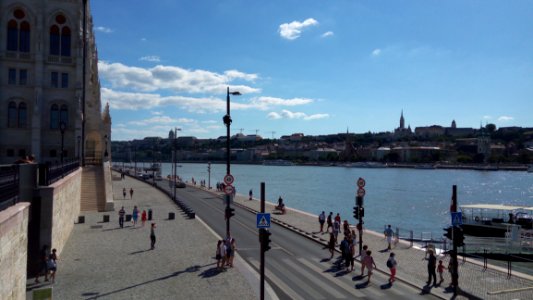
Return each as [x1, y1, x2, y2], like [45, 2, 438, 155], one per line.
[247, 255, 417, 299]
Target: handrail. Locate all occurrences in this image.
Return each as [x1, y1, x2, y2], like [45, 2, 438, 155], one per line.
[0, 165, 19, 211]
[38, 159, 80, 186]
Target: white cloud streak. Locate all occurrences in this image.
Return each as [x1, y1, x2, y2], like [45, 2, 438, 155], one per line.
[267, 109, 329, 121]
[498, 116, 514, 121]
[372, 49, 382, 57]
[95, 26, 113, 33]
[279, 18, 318, 40]
[98, 61, 260, 95]
[321, 31, 334, 38]
[139, 56, 161, 62]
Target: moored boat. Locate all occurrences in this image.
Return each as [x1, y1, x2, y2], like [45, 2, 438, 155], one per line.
[460, 204, 533, 237]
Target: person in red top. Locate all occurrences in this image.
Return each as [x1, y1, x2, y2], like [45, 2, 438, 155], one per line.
[334, 213, 341, 224]
[141, 210, 147, 227]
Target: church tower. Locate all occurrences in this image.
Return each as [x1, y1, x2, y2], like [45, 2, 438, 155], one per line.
[451, 120, 457, 128]
[399, 110, 405, 129]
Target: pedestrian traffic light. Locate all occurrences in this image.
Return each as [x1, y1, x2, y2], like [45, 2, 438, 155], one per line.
[443, 226, 453, 240]
[261, 229, 272, 252]
[225, 207, 235, 219]
[359, 207, 364, 218]
[353, 206, 359, 219]
[453, 226, 465, 247]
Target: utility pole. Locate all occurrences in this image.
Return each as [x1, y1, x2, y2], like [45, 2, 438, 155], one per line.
[451, 185, 459, 296]
[260, 182, 265, 300]
[224, 87, 240, 237]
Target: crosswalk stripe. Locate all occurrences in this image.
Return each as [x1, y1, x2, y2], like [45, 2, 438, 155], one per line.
[283, 259, 347, 299]
[248, 258, 305, 300]
[297, 258, 365, 298]
[268, 259, 327, 299]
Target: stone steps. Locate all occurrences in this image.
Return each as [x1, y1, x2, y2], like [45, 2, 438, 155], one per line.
[80, 166, 106, 212]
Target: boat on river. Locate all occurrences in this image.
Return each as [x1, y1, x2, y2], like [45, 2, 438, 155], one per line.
[460, 204, 533, 237]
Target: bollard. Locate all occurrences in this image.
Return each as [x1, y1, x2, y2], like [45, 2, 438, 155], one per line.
[188, 212, 195, 219]
[78, 216, 85, 224]
[148, 209, 153, 220]
[126, 214, 132, 222]
[169, 212, 175, 220]
[103, 215, 110, 223]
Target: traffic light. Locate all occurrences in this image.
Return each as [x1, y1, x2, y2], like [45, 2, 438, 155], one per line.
[353, 206, 359, 219]
[453, 226, 465, 247]
[260, 229, 272, 252]
[359, 207, 364, 218]
[443, 226, 453, 240]
[225, 207, 235, 219]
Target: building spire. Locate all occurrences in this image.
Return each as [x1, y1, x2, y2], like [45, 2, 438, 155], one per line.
[400, 110, 405, 129]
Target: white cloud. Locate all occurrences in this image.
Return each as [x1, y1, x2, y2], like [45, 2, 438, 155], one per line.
[483, 115, 492, 120]
[498, 116, 514, 122]
[95, 26, 113, 33]
[321, 31, 334, 38]
[372, 49, 382, 57]
[151, 111, 163, 115]
[202, 120, 218, 124]
[98, 61, 260, 95]
[141, 38, 147, 42]
[140, 56, 161, 62]
[250, 96, 314, 110]
[279, 18, 318, 40]
[268, 109, 329, 120]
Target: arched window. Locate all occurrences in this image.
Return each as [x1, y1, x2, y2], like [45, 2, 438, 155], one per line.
[7, 20, 18, 51]
[50, 104, 59, 129]
[49, 14, 70, 57]
[18, 102, 27, 128]
[6, 9, 30, 52]
[60, 104, 68, 126]
[8, 102, 17, 128]
[49, 25, 60, 55]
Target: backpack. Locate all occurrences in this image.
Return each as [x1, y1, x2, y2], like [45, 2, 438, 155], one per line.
[387, 258, 393, 268]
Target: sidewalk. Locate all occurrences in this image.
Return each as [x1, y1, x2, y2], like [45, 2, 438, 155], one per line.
[26, 173, 258, 300]
[194, 184, 533, 300]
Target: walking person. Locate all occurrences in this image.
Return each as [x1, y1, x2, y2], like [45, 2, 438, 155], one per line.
[118, 206, 125, 228]
[224, 236, 233, 267]
[327, 233, 336, 259]
[326, 212, 333, 232]
[360, 245, 368, 276]
[249, 189, 253, 200]
[141, 210, 147, 227]
[318, 211, 326, 233]
[35, 245, 50, 283]
[150, 223, 157, 250]
[216, 240, 223, 269]
[132, 206, 139, 227]
[384, 224, 394, 250]
[437, 259, 445, 284]
[387, 252, 397, 284]
[334, 213, 341, 224]
[218, 240, 227, 271]
[349, 236, 356, 272]
[122, 188, 127, 199]
[340, 237, 351, 270]
[332, 220, 340, 245]
[48, 248, 58, 283]
[228, 239, 236, 267]
[363, 250, 377, 284]
[427, 249, 437, 286]
[129, 188, 134, 199]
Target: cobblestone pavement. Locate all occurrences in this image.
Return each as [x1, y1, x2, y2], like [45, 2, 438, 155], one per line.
[192, 184, 533, 300]
[25, 174, 259, 300]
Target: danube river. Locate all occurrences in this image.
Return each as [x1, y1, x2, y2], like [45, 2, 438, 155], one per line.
[152, 162, 533, 237]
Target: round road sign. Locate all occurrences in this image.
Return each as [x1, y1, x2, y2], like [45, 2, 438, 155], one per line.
[224, 174, 234, 185]
[357, 177, 366, 188]
[224, 185, 234, 195]
[357, 187, 366, 197]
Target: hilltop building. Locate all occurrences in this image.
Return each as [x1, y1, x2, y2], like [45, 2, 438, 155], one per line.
[394, 110, 412, 137]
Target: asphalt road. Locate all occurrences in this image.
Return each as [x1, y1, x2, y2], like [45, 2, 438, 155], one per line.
[165, 183, 438, 300]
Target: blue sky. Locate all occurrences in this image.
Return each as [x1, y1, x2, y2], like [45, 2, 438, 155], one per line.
[91, 0, 533, 141]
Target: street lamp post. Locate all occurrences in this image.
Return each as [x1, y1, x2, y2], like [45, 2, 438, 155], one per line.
[59, 121, 66, 166]
[223, 87, 241, 237]
[207, 162, 211, 190]
[173, 127, 180, 201]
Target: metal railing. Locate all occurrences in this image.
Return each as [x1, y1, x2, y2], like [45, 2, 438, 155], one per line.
[0, 165, 19, 211]
[38, 159, 80, 186]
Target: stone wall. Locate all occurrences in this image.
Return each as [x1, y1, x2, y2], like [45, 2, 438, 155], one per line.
[0, 203, 30, 300]
[35, 169, 82, 258]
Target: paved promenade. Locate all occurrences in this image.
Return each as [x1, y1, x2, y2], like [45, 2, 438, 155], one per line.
[191, 183, 533, 300]
[26, 173, 259, 300]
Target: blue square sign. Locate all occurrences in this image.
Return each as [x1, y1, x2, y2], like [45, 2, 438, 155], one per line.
[451, 212, 462, 226]
[256, 213, 271, 228]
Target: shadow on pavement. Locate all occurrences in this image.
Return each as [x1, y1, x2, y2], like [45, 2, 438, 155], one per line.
[129, 249, 152, 255]
[380, 282, 392, 289]
[83, 265, 205, 300]
[352, 275, 366, 281]
[355, 281, 370, 289]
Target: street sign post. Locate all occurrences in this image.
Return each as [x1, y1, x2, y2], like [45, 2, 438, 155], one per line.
[224, 174, 234, 185]
[357, 177, 366, 188]
[224, 185, 234, 195]
[357, 187, 366, 197]
[256, 213, 271, 228]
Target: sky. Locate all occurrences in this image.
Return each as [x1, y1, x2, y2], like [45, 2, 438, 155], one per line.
[90, 0, 533, 141]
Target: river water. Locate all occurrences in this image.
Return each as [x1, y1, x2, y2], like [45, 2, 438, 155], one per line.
[138, 162, 533, 237]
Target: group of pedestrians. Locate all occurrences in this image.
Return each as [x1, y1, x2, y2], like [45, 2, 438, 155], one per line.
[34, 245, 59, 284]
[122, 187, 134, 199]
[118, 205, 149, 228]
[215, 236, 236, 271]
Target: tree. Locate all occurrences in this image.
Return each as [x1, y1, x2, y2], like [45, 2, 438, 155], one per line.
[485, 123, 496, 133]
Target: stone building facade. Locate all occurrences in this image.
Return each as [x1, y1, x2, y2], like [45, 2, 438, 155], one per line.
[0, 0, 110, 165]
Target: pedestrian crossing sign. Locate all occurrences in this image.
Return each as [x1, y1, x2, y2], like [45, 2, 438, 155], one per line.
[451, 212, 462, 226]
[256, 213, 271, 228]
